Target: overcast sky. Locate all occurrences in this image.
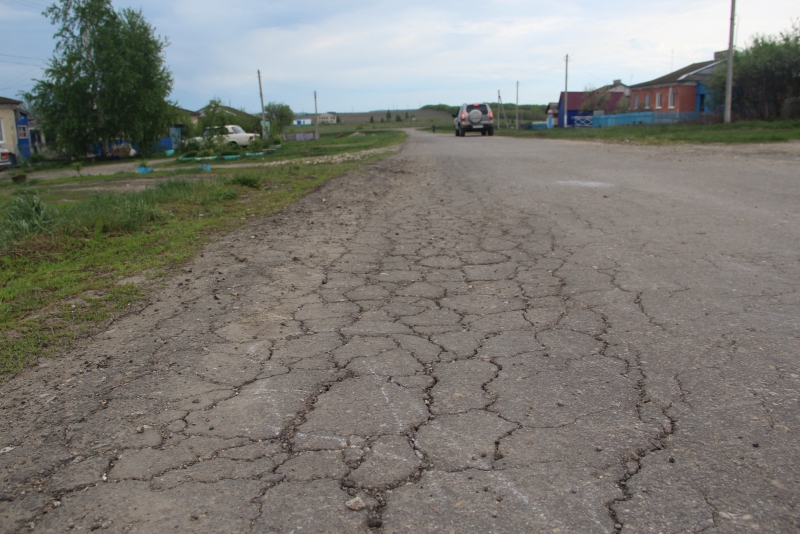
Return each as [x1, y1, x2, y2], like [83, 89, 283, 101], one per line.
[1, 0, 797, 114]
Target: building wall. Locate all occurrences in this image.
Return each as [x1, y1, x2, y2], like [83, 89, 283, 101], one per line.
[0, 107, 18, 154]
[630, 84, 697, 113]
[318, 114, 337, 124]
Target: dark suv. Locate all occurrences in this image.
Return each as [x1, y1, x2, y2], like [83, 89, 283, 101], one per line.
[453, 103, 494, 136]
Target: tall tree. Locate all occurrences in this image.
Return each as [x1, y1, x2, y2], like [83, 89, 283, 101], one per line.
[712, 20, 800, 120]
[264, 102, 294, 137]
[25, 0, 173, 156]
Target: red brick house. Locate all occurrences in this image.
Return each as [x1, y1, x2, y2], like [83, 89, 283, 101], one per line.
[630, 53, 724, 114]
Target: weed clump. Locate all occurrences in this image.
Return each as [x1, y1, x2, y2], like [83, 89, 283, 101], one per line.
[227, 173, 262, 188]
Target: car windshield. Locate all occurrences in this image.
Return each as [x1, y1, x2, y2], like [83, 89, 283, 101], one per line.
[230, 126, 245, 134]
[466, 104, 489, 114]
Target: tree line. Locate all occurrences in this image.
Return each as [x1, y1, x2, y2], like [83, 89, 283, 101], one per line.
[711, 20, 800, 120]
[25, 0, 296, 157]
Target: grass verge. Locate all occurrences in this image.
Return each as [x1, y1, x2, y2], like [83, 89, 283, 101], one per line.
[158, 129, 404, 168]
[0, 132, 405, 377]
[493, 119, 800, 144]
[419, 118, 800, 144]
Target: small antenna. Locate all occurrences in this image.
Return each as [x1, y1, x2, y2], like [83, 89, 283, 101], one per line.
[671, 49, 674, 72]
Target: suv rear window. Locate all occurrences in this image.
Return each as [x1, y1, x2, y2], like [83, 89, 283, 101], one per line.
[466, 104, 488, 113]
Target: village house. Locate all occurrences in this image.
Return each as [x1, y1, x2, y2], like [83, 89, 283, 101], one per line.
[0, 96, 32, 162]
[557, 90, 625, 127]
[629, 53, 724, 114]
[317, 113, 337, 124]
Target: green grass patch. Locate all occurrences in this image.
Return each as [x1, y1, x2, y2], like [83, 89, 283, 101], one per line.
[159, 129, 404, 168]
[493, 119, 800, 144]
[0, 132, 405, 377]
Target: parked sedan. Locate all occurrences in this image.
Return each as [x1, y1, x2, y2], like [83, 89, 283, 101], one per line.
[191, 125, 255, 148]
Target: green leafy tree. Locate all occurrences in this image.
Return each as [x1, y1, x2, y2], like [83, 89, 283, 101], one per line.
[199, 98, 229, 129]
[25, 0, 173, 157]
[615, 96, 631, 113]
[386, 109, 391, 120]
[264, 102, 294, 136]
[405, 111, 409, 119]
[369, 115, 374, 123]
[395, 113, 402, 122]
[580, 85, 611, 112]
[711, 20, 800, 120]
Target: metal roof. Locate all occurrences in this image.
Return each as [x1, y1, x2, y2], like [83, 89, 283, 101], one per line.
[630, 60, 722, 89]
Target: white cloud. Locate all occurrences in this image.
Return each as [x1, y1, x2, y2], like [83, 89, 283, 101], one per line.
[1, 0, 797, 111]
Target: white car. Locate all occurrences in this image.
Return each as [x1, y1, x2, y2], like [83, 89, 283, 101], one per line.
[0, 148, 11, 172]
[192, 125, 255, 148]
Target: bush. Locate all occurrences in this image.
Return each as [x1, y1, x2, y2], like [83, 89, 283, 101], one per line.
[0, 195, 56, 247]
[227, 173, 262, 188]
[220, 149, 240, 157]
[183, 139, 201, 152]
[29, 154, 46, 164]
[247, 137, 269, 151]
[197, 149, 213, 158]
[181, 151, 197, 159]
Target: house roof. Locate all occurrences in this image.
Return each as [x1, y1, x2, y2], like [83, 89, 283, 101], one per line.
[174, 106, 202, 117]
[630, 60, 722, 89]
[0, 96, 23, 106]
[558, 91, 625, 112]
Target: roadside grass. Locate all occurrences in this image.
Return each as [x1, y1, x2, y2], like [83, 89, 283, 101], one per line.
[493, 119, 800, 144]
[420, 118, 800, 144]
[0, 132, 405, 377]
[158, 129, 405, 168]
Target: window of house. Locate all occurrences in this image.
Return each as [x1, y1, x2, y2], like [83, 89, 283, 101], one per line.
[669, 88, 675, 109]
[656, 93, 662, 109]
[645, 94, 650, 109]
[0, 118, 4, 143]
[17, 125, 28, 139]
[634, 95, 639, 109]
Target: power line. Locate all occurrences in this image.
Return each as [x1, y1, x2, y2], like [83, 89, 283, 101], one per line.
[0, 53, 47, 62]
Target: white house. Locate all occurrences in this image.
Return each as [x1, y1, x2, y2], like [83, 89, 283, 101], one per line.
[294, 118, 312, 126]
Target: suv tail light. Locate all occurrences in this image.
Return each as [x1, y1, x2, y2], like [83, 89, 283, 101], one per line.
[461, 113, 465, 120]
[0, 153, 8, 161]
[489, 111, 494, 119]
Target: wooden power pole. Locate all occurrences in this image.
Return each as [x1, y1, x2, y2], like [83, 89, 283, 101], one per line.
[257, 70, 267, 140]
[724, 0, 736, 123]
[314, 90, 319, 140]
[515, 81, 519, 130]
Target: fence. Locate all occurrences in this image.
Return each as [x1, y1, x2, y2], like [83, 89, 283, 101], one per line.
[592, 111, 701, 128]
[282, 132, 317, 141]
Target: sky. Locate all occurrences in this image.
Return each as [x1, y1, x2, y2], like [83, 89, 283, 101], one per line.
[1, 0, 797, 114]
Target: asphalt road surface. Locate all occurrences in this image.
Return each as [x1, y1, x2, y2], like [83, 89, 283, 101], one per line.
[2, 130, 799, 533]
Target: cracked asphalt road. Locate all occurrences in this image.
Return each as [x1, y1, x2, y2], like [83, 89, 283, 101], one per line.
[2, 130, 799, 533]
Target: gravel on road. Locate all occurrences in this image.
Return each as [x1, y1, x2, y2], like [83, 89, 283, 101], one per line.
[1, 130, 798, 533]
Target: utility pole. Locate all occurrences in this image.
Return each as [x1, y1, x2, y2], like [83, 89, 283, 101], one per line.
[564, 54, 569, 128]
[257, 70, 267, 140]
[497, 91, 501, 130]
[498, 91, 510, 130]
[515, 81, 519, 130]
[314, 90, 319, 140]
[724, 0, 736, 123]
